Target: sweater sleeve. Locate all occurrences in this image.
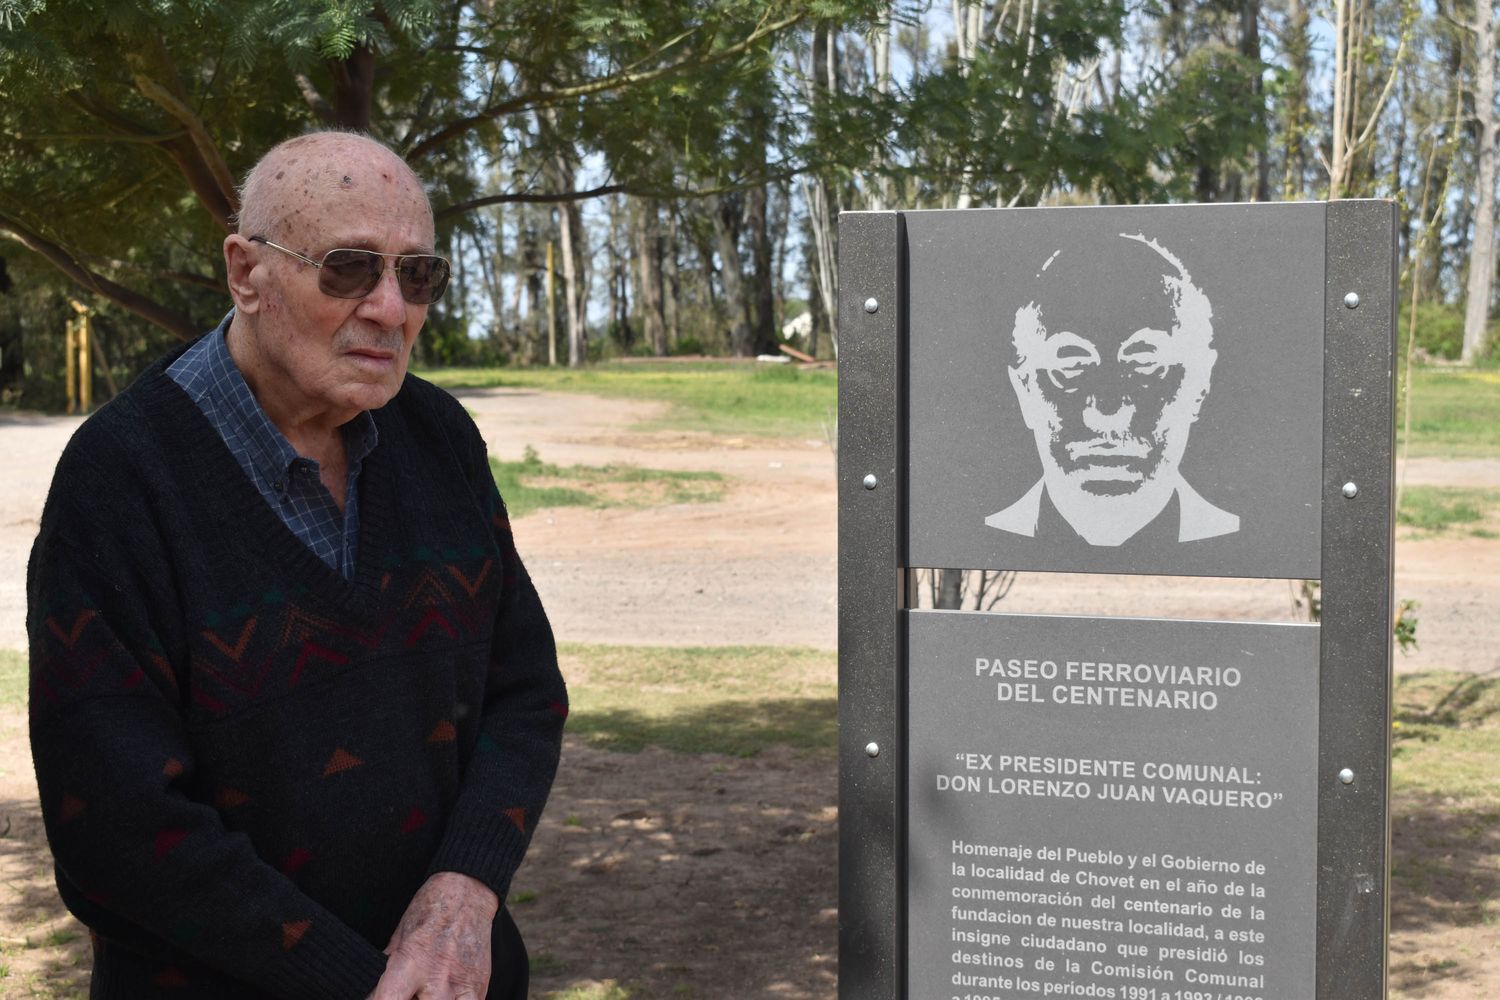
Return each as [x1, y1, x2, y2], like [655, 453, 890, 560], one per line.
[28, 479, 389, 999]
[424, 411, 568, 903]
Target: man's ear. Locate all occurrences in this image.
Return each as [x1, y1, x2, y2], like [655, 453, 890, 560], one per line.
[224, 235, 263, 315]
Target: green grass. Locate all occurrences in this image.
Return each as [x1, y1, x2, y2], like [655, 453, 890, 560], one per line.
[421, 361, 837, 440]
[428, 360, 1490, 456]
[490, 447, 724, 518]
[559, 643, 836, 757]
[0, 649, 24, 708]
[1398, 485, 1498, 535]
[1401, 368, 1500, 459]
[1394, 671, 1500, 805]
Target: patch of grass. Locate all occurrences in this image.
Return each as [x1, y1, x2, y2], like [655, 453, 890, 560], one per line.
[422, 361, 837, 440]
[558, 643, 836, 757]
[544, 983, 632, 1000]
[491, 447, 724, 519]
[1398, 486, 1497, 535]
[1401, 368, 1500, 459]
[1393, 671, 1500, 804]
[0, 649, 24, 708]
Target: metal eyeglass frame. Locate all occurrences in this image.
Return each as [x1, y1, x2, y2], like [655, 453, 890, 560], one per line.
[247, 235, 451, 303]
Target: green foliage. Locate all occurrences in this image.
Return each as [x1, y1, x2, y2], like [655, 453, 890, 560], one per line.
[1404, 301, 1467, 360]
[1395, 599, 1419, 656]
[489, 446, 723, 518]
[559, 643, 836, 756]
[424, 361, 838, 438]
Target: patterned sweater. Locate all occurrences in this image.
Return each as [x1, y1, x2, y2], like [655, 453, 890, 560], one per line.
[27, 356, 567, 998]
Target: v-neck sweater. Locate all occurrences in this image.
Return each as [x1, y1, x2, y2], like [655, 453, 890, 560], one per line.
[27, 353, 567, 998]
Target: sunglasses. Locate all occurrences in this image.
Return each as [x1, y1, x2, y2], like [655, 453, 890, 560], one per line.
[249, 236, 451, 305]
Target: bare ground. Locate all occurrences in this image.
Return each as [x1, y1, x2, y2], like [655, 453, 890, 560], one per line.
[0, 390, 1496, 997]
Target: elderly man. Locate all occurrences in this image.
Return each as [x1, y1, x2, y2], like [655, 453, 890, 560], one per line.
[27, 131, 566, 999]
[988, 232, 1239, 547]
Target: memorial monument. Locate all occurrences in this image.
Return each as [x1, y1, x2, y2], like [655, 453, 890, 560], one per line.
[839, 202, 1395, 1000]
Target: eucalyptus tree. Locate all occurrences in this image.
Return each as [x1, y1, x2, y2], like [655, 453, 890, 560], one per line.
[1, 0, 884, 352]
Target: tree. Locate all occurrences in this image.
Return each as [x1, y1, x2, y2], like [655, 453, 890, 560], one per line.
[0, 0, 885, 346]
[1461, 0, 1499, 362]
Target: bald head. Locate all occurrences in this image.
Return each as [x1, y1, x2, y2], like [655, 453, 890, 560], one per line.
[235, 131, 432, 243]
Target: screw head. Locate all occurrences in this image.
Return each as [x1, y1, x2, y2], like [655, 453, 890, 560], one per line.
[863, 297, 880, 314]
[865, 742, 880, 758]
[1344, 292, 1360, 309]
[1341, 482, 1359, 499]
[863, 473, 878, 490]
[1339, 768, 1355, 785]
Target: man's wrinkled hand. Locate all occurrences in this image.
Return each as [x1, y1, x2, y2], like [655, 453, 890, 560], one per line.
[368, 872, 499, 1000]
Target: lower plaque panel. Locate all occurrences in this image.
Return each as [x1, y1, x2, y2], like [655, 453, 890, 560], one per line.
[907, 610, 1319, 1000]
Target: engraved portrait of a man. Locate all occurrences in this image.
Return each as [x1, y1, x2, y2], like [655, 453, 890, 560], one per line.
[987, 233, 1239, 546]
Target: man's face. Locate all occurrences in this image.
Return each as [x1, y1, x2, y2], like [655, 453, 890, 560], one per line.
[1008, 239, 1215, 500]
[237, 141, 435, 422]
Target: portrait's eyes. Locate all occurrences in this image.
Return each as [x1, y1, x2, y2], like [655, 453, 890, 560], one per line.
[1120, 329, 1172, 378]
[1041, 334, 1098, 391]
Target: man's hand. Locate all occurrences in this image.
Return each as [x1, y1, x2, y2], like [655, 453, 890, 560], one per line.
[368, 872, 499, 1000]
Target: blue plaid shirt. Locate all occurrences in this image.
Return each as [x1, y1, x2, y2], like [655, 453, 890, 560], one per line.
[167, 313, 378, 579]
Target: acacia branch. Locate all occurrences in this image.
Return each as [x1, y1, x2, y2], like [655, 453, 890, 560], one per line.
[435, 183, 632, 221]
[131, 72, 239, 227]
[0, 211, 200, 342]
[8, 129, 188, 144]
[295, 73, 336, 123]
[405, 10, 807, 161]
[68, 89, 237, 231]
[435, 161, 805, 223]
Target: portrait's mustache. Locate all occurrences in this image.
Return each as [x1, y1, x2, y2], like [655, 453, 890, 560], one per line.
[1063, 436, 1151, 461]
[338, 331, 406, 354]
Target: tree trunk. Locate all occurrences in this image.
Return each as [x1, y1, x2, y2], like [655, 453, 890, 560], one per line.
[935, 569, 964, 610]
[664, 206, 682, 349]
[747, 182, 777, 355]
[1464, 0, 1499, 363]
[1240, 0, 1270, 201]
[636, 198, 667, 356]
[558, 195, 587, 367]
[1280, 0, 1311, 198]
[712, 194, 753, 356]
[329, 45, 376, 130]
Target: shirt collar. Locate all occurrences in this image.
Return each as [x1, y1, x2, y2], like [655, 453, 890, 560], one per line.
[183, 311, 380, 482]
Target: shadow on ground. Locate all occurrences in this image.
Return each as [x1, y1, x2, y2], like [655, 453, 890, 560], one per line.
[514, 736, 838, 1000]
[1389, 791, 1500, 996]
[0, 795, 91, 997]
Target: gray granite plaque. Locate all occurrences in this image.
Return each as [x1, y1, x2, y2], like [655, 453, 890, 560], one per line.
[905, 203, 1325, 579]
[907, 609, 1319, 1000]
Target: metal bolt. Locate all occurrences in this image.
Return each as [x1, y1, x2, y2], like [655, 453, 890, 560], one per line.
[1341, 482, 1359, 499]
[863, 473, 878, 490]
[865, 742, 880, 758]
[1344, 292, 1360, 309]
[864, 297, 880, 314]
[1339, 768, 1355, 785]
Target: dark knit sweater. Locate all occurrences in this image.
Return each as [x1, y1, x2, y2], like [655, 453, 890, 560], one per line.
[27, 354, 567, 998]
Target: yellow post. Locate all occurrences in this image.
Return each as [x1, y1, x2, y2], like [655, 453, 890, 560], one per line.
[68, 299, 91, 412]
[64, 317, 78, 414]
[545, 240, 557, 367]
[78, 311, 92, 412]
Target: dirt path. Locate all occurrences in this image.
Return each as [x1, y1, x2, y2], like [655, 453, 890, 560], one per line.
[2, 390, 1497, 666]
[0, 388, 1497, 998]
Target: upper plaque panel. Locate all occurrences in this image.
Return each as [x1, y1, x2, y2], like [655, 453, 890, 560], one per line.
[905, 203, 1325, 579]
